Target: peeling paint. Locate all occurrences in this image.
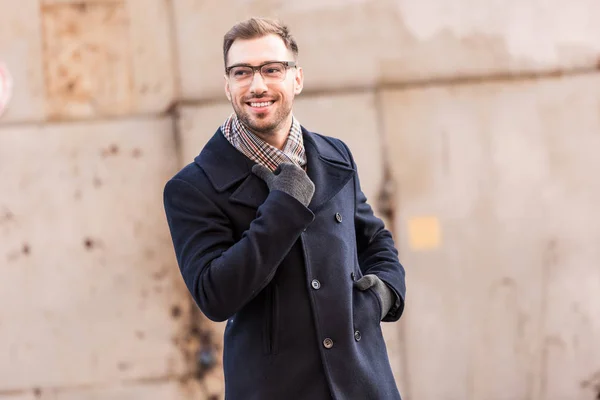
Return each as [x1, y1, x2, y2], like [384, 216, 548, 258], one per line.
[392, 0, 600, 64]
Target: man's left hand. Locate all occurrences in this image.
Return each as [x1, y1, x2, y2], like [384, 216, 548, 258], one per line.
[354, 274, 394, 320]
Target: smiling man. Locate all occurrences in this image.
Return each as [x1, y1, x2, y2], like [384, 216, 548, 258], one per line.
[163, 18, 406, 400]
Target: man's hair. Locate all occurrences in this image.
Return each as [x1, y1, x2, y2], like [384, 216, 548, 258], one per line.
[223, 17, 299, 67]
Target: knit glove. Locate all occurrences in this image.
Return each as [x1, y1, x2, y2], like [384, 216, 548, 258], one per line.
[355, 274, 394, 320]
[252, 163, 315, 207]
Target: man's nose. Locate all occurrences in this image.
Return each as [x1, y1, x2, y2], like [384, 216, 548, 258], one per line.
[249, 70, 268, 94]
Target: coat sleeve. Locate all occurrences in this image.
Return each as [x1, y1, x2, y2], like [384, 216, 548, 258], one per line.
[163, 177, 315, 322]
[341, 141, 406, 322]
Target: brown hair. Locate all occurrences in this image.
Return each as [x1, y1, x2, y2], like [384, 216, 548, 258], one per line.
[223, 17, 299, 67]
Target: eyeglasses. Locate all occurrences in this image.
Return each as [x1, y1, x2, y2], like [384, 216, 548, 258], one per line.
[225, 61, 296, 86]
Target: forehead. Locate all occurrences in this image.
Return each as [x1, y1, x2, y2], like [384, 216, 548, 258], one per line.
[227, 34, 294, 66]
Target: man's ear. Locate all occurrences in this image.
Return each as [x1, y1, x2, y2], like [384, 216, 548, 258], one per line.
[294, 66, 304, 95]
[224, 75, 232, 101]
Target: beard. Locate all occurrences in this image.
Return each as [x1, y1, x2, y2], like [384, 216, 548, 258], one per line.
[232, 95, 293, 137]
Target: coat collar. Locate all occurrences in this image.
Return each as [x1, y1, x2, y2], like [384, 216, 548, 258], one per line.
[195, 127, 355, 213]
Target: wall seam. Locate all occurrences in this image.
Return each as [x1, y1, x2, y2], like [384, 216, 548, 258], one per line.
[373, 87, 413, 399]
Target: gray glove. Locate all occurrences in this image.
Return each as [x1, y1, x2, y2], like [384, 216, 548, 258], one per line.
[355, 274, 394, 320]
[252, 162, 315, 207]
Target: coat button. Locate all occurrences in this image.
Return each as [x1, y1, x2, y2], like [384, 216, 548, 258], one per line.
[323, 338, 334, 349]
[311, 279, 321, 290]
[354, 330, 362, 342]
[350, 272, 355, 281]
[335, 213, 343, 223]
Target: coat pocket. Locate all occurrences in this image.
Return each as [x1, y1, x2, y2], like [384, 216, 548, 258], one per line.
[366, 286, 383, 323]
[352, 284, 382, 330]
[353, 268, 383, 325]
[262, 283, 279, 355]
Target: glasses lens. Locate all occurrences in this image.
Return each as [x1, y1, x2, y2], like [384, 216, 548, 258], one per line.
[261, 63, 286, 81]
[229, 66, 253, 82]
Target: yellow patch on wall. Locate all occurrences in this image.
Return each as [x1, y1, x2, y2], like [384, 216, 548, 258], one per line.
[408, 216, 440, 250]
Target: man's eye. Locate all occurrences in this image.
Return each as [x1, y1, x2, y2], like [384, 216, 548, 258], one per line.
[264, 67, 283, 75]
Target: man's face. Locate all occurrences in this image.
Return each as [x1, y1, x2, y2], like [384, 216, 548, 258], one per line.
[224, 34, 303, 137]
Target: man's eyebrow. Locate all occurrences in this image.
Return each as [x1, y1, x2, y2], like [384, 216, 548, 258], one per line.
[228, 61, 280, 68]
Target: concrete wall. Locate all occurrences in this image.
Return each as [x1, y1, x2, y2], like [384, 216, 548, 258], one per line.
[1, 0, 600, 399]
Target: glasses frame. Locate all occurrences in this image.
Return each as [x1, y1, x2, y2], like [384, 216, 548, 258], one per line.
[225, 61, 297, 85]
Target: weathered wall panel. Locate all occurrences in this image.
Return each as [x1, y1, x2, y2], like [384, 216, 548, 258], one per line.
[172, 0, 600, 101]
[178, 103, 232, 166]
[0, 0, 175, 124]
[41, 2, 133, 119]
[0, 0, 45, 122]
[125, 0, 177, 114]
[380, 74, 600, 400]
[0, 118, 193, 390]
[41, 0, 175, 120]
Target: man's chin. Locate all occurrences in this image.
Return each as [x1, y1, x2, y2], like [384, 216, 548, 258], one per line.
[239, 117, 278, 135]
[247, 123, 278, 136]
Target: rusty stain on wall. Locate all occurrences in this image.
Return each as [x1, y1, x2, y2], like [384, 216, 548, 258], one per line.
[376, 167, 397, 230]
[168, 300, 226, 398]
[41, 1, 133, 120]
[101, 143, 120, 157]
[581, 370, 600, 399]
[0, 208, 14, 224]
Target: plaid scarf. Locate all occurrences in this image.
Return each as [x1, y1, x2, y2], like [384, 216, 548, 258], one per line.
[220, 113, 307, 172]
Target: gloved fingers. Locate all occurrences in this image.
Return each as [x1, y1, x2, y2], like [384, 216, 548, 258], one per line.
[278, 162, 302, 174]
[354, 274, 377, 290]
[252, 164, 274, 182]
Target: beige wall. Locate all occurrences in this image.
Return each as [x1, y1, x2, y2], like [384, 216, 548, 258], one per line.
[1, 1, 600, 399]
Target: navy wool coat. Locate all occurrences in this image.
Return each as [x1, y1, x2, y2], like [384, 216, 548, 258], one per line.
[163, 127, 406, 400]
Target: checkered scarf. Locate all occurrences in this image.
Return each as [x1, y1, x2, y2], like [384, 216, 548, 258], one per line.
[220, 113, 307, 172]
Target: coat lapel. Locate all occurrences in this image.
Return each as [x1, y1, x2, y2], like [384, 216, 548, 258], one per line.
[303, 129, 355, 213]
[229, 174, 269, 209]
[195, 130, 268, 209]
[196, 128, 355, 213]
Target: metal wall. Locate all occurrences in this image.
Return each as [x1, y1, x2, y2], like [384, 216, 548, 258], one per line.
[1, 0, 599, 399]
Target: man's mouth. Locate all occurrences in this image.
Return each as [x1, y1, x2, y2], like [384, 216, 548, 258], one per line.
[247, 100, 274, 108]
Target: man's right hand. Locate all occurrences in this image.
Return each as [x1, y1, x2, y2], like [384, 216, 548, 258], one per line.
[252, 162, 315, 207]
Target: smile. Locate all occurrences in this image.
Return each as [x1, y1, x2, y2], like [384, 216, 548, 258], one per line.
[247, 101, 274, 108]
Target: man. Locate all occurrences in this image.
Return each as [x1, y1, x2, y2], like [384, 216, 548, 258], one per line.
[164, 17, 406, 400]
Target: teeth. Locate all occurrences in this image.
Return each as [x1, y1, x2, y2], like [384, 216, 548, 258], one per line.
[250, 101, 273, 107]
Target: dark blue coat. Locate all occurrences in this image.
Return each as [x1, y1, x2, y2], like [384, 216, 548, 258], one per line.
[163, 127, 406, 400]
